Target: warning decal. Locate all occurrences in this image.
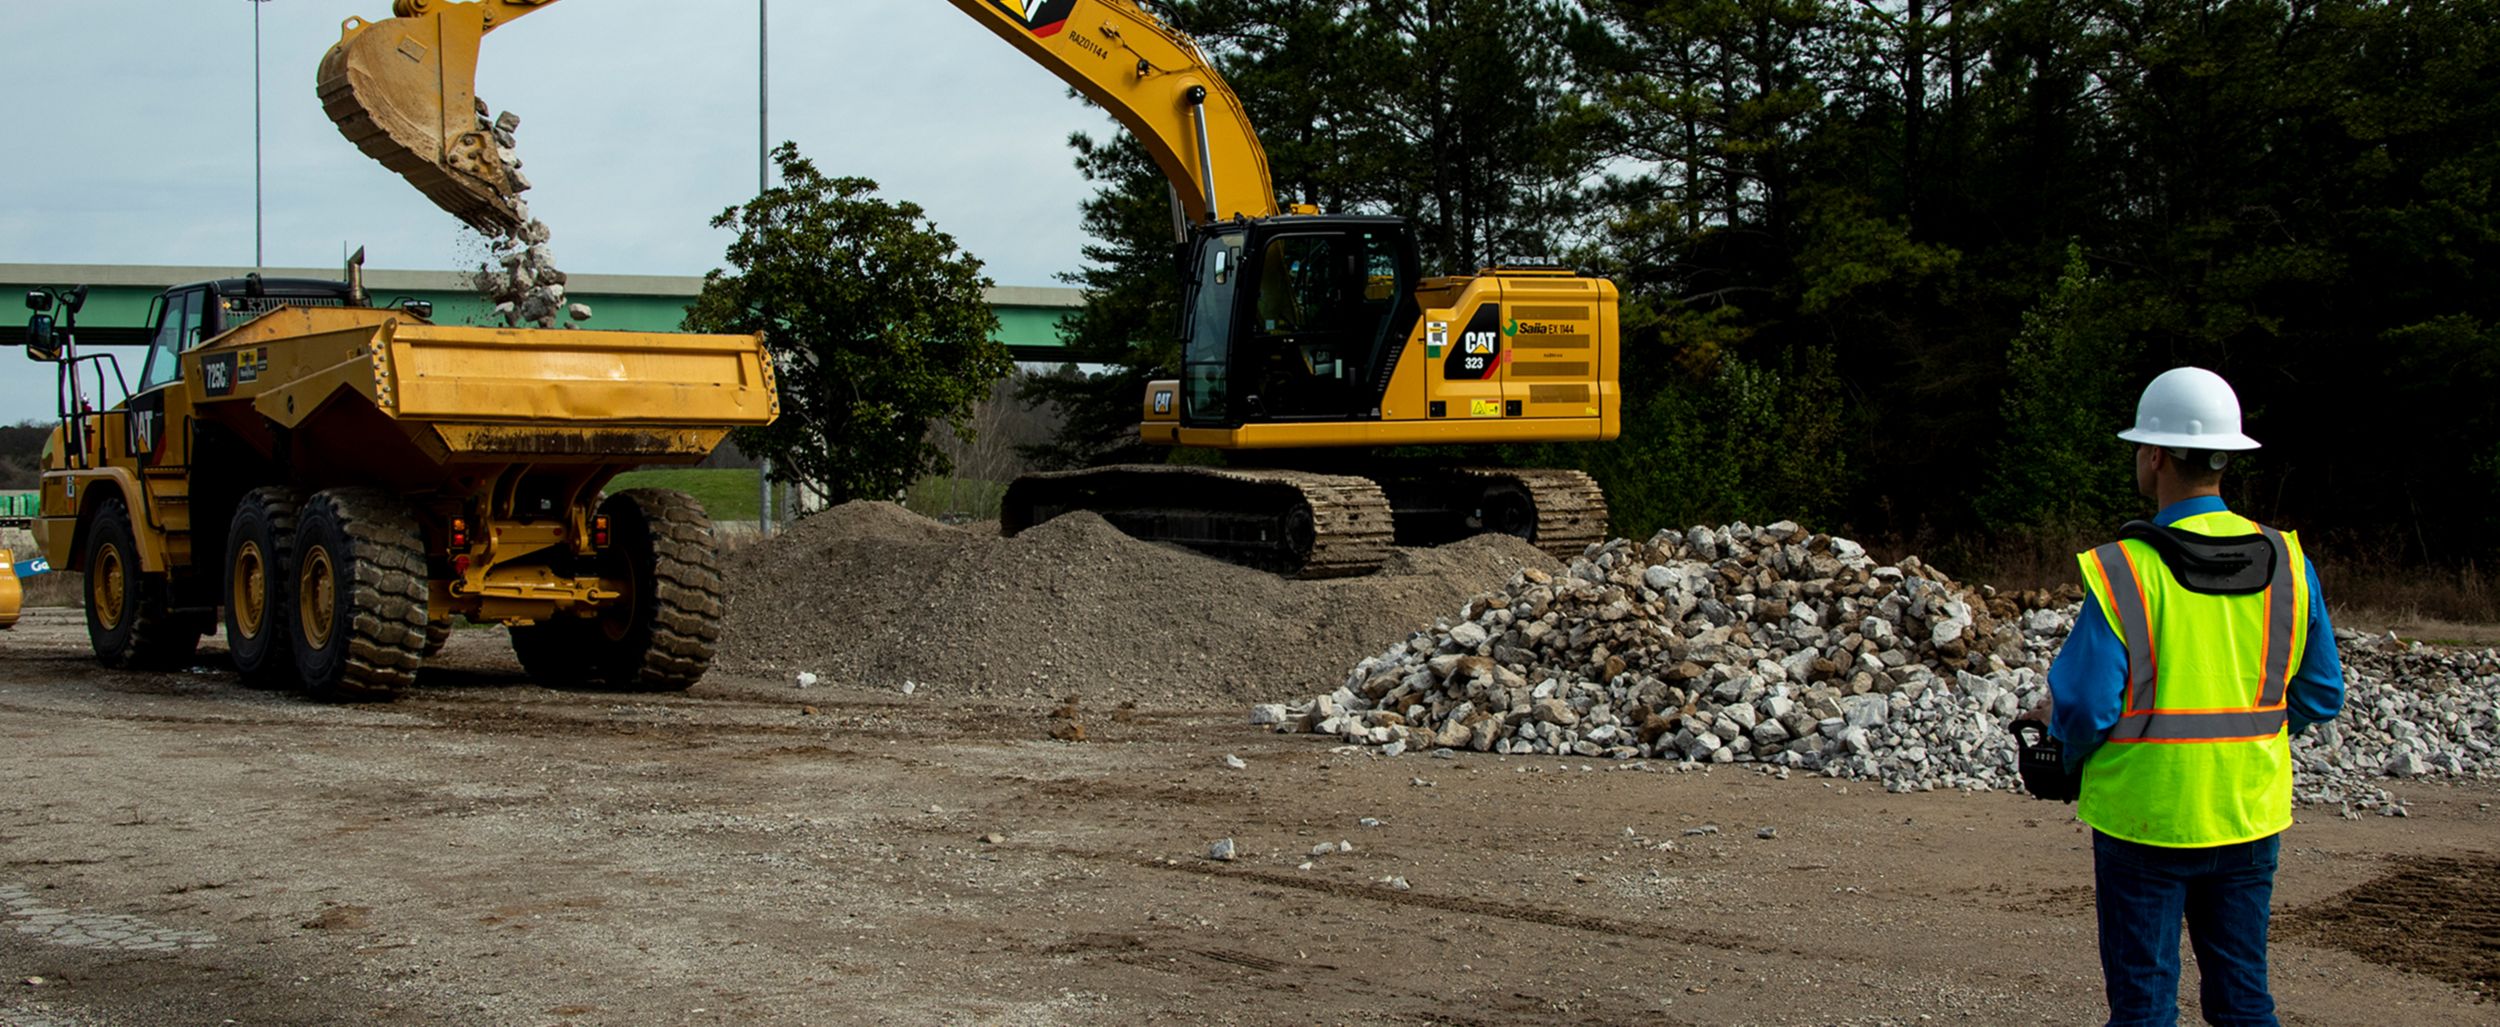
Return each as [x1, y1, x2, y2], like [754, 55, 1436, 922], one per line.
[987, 0, 1079, 36]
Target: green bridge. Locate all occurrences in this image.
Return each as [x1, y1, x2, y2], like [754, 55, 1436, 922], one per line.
[1, 263, 1083, 361]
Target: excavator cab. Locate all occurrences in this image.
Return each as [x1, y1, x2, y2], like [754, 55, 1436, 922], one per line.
[1178, 216, 1420, 428]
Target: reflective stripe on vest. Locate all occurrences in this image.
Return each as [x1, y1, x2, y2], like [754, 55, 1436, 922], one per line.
[2087, 525, 2298, 744]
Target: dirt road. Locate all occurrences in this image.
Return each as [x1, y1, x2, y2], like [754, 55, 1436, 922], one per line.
[1, 607, 2491, 1026]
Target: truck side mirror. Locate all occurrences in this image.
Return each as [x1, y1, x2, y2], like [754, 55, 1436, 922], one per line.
[25, 291, 53, 313]
[26, 314, 60, 362]
[65, 285, 87, 314]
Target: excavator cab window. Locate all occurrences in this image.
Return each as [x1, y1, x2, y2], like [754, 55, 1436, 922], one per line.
[125, 286, 207, 464]
[1181, 232, 1246, 424]
[1239, 227, 1412, 421]
[1244, 234, 1349, 417]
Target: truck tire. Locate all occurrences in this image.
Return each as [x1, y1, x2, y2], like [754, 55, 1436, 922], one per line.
[83, 496, 203, 670]
[510, 488, 722, 692]
[223, 487, 302, 688]
[421, 621, 454, 658]
[288, 488, 429, 701]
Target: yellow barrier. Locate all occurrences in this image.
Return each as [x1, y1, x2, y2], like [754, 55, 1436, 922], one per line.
[0, 547, 21, 630]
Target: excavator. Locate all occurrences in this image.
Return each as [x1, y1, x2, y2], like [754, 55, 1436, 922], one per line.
[320, 0, 1620, 577]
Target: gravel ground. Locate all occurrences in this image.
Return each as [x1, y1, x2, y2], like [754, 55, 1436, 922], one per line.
[0, 607, 2493, 1025]
[5, 506, 2495, 1024]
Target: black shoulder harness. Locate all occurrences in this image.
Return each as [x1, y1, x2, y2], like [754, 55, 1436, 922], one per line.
[2116, 520, 2278, 595]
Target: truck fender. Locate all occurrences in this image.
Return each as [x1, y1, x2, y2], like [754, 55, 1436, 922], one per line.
[61, 470, 169, 575]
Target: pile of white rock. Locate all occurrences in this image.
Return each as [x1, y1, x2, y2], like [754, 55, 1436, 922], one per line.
[1259, 522, 2497, 817]
[466, 98, 592, 328]
[2293, 632, 2499, 812]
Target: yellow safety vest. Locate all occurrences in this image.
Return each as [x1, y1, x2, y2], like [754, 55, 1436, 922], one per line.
[2074, 509, 2310, 847]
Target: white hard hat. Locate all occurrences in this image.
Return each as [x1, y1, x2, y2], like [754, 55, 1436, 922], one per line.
[2117, 366, 2260, 451]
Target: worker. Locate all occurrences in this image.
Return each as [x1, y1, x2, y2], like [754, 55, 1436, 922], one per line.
[2044, 366, 2344, 1026]
[1255, 239, 1305, 334]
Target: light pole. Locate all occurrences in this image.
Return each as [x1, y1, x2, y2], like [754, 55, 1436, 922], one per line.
[757, 0, 774, 534]
[251, 0, 272, 271]
[760, 0, 770, 195]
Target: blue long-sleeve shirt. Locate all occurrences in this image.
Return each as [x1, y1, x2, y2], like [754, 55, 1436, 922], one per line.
[2047, 497, 2344, 773]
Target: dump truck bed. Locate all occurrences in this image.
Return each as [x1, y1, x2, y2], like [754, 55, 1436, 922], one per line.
[191, 306, 776, 474]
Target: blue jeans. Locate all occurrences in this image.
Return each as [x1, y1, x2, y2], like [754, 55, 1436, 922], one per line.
[2093, 830, 2282, 1027]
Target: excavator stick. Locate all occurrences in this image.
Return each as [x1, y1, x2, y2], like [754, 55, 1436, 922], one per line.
[317, 6, 529, 236]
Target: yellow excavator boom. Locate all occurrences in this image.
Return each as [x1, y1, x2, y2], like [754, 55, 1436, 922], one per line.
[942, 0, 1276, 223]
[316, 0, 1279, 231]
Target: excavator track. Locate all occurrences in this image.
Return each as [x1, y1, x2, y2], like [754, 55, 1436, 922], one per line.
[1370, 465, 1609, 561]
[1450, 466, 1610, 561]
[1002, 464, 1609, 578]
[1002, 466, 1395, 579]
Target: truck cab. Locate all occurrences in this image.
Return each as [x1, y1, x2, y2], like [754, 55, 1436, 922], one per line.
[24, 275, 390, 662]
[119, 277, 367, 468]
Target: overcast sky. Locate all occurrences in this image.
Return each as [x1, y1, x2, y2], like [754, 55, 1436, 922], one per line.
[1, 0, 1115, 422]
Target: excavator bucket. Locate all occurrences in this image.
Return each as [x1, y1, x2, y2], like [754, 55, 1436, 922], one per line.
[317, 8, 528, 236]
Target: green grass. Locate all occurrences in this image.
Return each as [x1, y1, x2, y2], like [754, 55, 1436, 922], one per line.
[608, 468, 763, 521]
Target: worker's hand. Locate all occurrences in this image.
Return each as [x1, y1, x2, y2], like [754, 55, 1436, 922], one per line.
[2025, 691, 2054, 722]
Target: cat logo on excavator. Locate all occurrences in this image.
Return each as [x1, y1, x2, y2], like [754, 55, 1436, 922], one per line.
[991, 0, 1078, 36]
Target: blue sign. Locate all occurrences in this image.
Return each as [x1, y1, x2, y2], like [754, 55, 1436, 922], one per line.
[12, 556, 49, 578]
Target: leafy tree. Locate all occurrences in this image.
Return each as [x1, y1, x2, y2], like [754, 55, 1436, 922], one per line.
[1979, 242, 2139, 533]
[1173, 0, 1397, 215]
[685, 143, 1009, 505]
[1359, 0, 1613, 270]
[1014, 0, 2500, 571]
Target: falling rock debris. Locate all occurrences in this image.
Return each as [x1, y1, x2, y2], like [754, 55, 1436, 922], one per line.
[464, 99, 589, 328]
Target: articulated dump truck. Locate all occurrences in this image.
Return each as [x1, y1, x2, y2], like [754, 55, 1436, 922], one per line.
[22, 269, 776, 699]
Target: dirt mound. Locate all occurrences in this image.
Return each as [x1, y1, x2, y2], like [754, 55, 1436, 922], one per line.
[716, 501, 1560, 705]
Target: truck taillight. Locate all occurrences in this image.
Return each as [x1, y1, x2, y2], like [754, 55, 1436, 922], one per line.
[449, 517, 469, 549]
[592, 515, 611, 549]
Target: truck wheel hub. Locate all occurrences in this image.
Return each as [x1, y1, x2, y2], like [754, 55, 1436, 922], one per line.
[232, 541, 270, 638]
[298, 546, 337, 649]
[93, 545, 126, 630]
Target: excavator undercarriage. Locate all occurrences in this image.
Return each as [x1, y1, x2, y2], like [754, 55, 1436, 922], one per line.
[1001, 465, 1605, 579]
